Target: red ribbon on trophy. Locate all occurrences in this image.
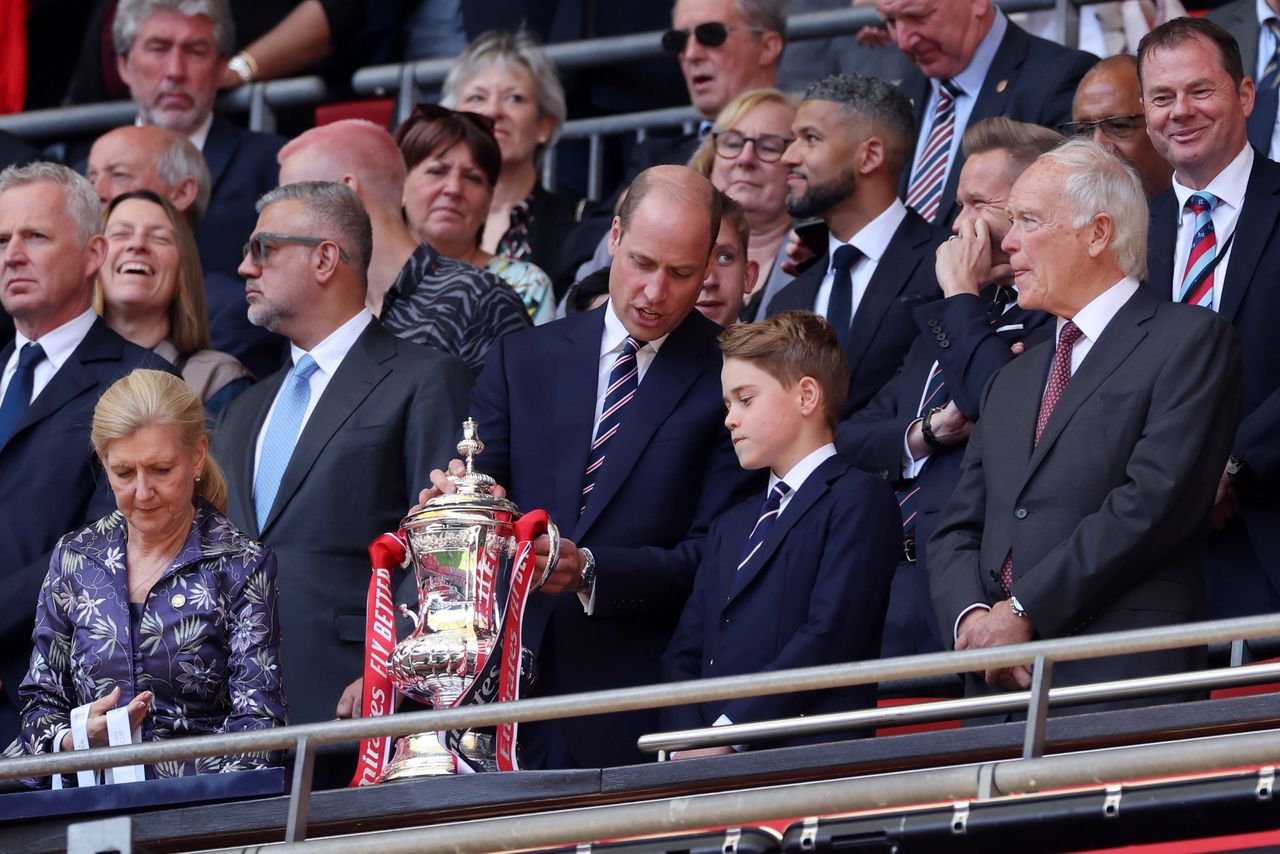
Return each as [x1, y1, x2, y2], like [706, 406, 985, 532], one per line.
[350, 531, 409, 787]
[495, 509, 551, 770]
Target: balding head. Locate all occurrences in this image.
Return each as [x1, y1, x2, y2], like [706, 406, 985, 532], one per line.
[1070, 55, 1173, 197]
[87, 125, 210, 224]
[617, 164, 723, 259]
[277, 120, 408, 215]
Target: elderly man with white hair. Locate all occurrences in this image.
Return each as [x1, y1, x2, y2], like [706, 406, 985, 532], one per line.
[929, 139, 1243, 713]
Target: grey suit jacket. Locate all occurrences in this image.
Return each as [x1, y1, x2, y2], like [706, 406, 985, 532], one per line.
[211, 320, 472, 725]
[1208, 0, 1261, 82]
[929, 286, 1242, 685]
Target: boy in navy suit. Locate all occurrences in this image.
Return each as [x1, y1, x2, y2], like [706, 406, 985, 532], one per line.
[663, 310, 900, 757]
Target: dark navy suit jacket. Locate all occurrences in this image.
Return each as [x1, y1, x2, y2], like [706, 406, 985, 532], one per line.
[662, 454, 899, 748]
[468, 305, 761, 769]
[898, 20, 1096, 226]
[1247, 89, 1277, 156]
[767, 208, 947, 417]
[1147, 151, 1280, 601]
[0, 319, 176, 742]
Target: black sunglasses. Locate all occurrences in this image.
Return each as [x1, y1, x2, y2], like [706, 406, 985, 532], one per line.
[661, 22, 765, 54]
[243, 232, 351, 265]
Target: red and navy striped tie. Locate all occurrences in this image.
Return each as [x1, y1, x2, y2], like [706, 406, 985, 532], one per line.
[738, 482, 791, 571]
[1179, 192, 1219, 308]
[581, 336, 645, 515]
[906, 79, 961, 223]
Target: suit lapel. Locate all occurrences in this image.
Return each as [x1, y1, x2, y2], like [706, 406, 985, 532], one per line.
[260, 324, 393, 534]
[574, 312, 709, 540]
[725, 456, 846, 605]
[1146, 189, 1177, 302]
[1022, 289, 1154, 482]
[846, 213, 929, 370]
[1220, 154, 1280, 323]
[230, 372, 283, 537]
[201, 116, 239, 195]
[13, 321, 115, 446]
[557, 310, 607, 534]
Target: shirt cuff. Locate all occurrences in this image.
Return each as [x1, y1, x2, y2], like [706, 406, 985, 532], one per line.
[954, 602, 991, 643]
[902, 418, 930, 478]
[577, 580, 597, 615]
[713, 714, 746, 752]
[52, 727, 70, 753]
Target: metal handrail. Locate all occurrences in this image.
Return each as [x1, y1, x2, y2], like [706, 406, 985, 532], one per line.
[203, 730, 1280, 854]
[640, 659, 1280, 752]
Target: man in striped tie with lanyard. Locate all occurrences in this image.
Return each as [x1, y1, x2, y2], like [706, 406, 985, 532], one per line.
[426, 165, 761, 770]
[1141, 17, 1280, 621]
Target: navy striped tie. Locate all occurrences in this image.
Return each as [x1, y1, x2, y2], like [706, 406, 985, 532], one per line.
[581, 336, 645, 515]
[739, 482, 791, 571]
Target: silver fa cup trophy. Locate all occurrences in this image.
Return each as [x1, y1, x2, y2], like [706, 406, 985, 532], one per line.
[378, 419, 559, 780]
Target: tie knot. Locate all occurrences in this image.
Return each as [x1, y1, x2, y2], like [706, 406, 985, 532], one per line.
[831, 244, 859, 272]
[292, 354, 319, 381]
[1187, 192, 1219, 215]
[16, 342, 45, 370]
[1058, 320, 1083, 349]
[992, 285, 1015, 311]
[770, 481, 792, 502]
[1267, 17, 1280, 36]
[941, 78, 962, 100]
[622, 336, 645, 357]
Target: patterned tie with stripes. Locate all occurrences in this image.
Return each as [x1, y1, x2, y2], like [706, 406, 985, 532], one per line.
[1261, 19, 1280, 90]
[581, 336, 645, 515]
[738, 482, 791, 571]
[1179, 192, 1219, 308]
[897, 361, 948, 533]
[906, 79, 962, 223]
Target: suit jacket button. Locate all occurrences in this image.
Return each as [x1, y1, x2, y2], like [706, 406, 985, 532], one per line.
[989, 569, 999, 581]
[935, 331, 946, 340]
[928, 319, 939, 329]
[940, 340, 951, 349]
[1015, 507, 1028, 519]
[722, 616, 731, 624]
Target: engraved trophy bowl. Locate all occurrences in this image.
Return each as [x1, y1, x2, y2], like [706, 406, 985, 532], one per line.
[377, 419, 556, 781]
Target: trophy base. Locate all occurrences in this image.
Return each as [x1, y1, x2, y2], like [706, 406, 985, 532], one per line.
[377, 731, 497, 781]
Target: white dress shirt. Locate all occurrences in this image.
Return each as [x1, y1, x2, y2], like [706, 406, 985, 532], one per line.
[815, 200, 909, 323]
[908, 9, 1008, 194]
[252, 309, 374, 482]
[1170, 145, 1251, 313]
[0, 308, 96, 403]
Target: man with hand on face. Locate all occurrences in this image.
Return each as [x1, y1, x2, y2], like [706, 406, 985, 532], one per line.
[1064, 56, 1172, 199]
[425, 165, 760, 770]
[930, 140, 1241, 708]
[839, 117, 1058, 659]
[1141, 17, 1280, 621]
[877, 0, 1096, 225]
[768, 74, 946, 418]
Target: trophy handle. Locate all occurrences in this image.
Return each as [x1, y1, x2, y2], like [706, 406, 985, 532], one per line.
[537, 517, 561, 589]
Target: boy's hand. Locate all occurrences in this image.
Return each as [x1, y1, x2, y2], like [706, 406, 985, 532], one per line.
[670, 746, 734, 760]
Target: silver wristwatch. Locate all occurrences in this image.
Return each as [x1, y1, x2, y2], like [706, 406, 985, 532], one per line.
[576, 547, 597, 595]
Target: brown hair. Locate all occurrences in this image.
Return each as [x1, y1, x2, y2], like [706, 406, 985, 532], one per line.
[961, 116, 1064, 172]
[91, 369, 228, 512]
[392, 104, 502, 188]
[1137, 17, 1245, 88]
[718, 310, 848, 427]
[95, 189, 212, 356]
[718, 191, 751, 254]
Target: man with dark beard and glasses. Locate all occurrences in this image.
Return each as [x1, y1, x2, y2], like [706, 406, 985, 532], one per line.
[768, 74, 947, 416]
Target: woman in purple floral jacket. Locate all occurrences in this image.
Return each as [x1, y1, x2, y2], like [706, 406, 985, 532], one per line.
[8, 369, 287, 783]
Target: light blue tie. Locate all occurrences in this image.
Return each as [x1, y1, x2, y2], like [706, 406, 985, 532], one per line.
[254, 355, 319, 531]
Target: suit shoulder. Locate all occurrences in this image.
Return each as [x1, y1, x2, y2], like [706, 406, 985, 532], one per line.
[1152, 301, 1238, 338]
[385, 331, 472, 378]
[1206, 0, 1254, 25]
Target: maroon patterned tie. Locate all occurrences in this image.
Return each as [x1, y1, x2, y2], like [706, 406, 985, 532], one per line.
[1000, 321, 1084, 594]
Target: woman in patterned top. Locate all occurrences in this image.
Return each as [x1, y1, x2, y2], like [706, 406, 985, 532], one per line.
[395, 104, 556, 324]
[8, 369, 286, 785]
[442, 29, 580, 286]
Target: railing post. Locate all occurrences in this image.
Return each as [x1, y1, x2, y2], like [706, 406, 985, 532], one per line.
[286, 735, 316, 843]
[248, 83, 276, 135]
[396, 64, 423, 128]
[587, 134, 604, 201]
[1022, 654, 1053, 760]
[1055, 0, 1080, 49]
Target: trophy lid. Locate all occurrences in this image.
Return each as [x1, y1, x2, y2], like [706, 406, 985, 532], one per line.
[403, 418, 520, 526]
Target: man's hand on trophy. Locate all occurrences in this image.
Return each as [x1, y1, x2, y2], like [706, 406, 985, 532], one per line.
[417, 458, 509, 506]
[336, 678, 363, 718]
[537, 535, 586, 594]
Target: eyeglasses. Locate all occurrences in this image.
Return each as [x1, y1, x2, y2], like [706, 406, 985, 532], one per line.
[242, 232, 351, 265]
[661, 22, 765, 54]
[1058, 114, 1145, 139]
[712, 130, 794, 162]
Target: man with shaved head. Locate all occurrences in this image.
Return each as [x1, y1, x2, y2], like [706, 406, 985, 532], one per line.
[276, 120, 529, 374]
[1065, 56, 1172, 198]
[424, 164, 761, 769]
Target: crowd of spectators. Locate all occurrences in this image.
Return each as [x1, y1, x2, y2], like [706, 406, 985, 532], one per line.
[0, 0, 1277, 792]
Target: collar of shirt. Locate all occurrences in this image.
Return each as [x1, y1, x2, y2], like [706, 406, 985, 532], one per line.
[600, 299, 670, 366]
[768, 443, 838, 515]
[13, 307, 96, 375]
[1172, 144, 1252, 213]
[950, 8, 1008, 99]
[1058, 276, 1139, 372]
[135, 112, 214, 151]
[826, 198, 908, 264]
[288, 308, 374, 379]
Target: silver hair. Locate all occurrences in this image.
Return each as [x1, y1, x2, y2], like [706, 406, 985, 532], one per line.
[737, 0, 791, 41]
[154, 133, 212, 225]
[441, 29, 567, 165]
[1037, 138, 1148, 281]
[0, 161, 103, 246]
[113, 0, 235, 57]
[256, 181, 373, 283]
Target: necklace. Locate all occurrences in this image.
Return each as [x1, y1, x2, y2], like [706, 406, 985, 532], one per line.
[127, 562, 167, 602]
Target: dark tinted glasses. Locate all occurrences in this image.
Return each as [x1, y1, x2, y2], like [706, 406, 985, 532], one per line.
[712, 130, 793, 162]
[1058, 114, 1145, 139]
[243, 232, 350, 265]
[661, 22, 765, 54]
